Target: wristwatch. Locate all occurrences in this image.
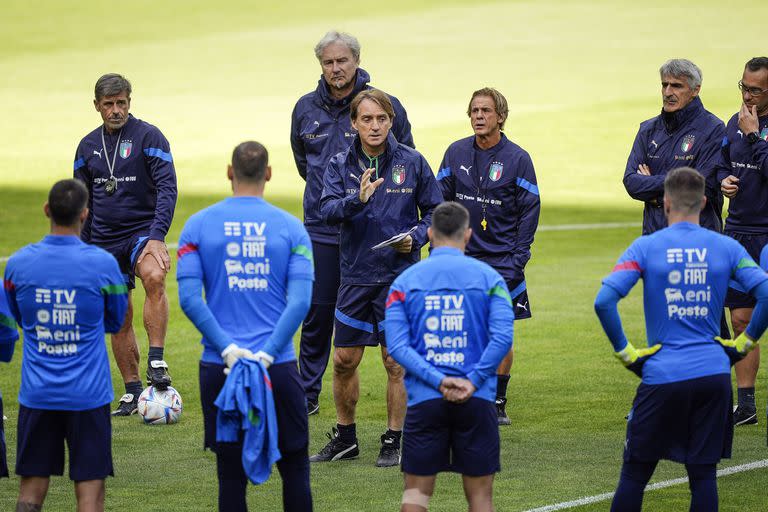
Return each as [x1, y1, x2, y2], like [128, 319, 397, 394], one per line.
[747, 131, 761, 144]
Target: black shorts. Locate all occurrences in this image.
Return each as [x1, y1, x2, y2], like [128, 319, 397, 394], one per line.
[16, 404, 113, 481]
[724, 232, 768, 309]
[199, 361, 308, 456]
[624, 374, 733, 465]
[333, 284, 389, 347]
[402, 397, 500, 477]
[1, 395, 8, 478]
[95, 231, 150, 290]
[507, 279, 532, 320]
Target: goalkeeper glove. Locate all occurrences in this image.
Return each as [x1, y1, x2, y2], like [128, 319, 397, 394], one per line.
[221, 343, 256, 374]
[614, 342, 662, 377]
[253, 350, 275, 370]
[715, 332, 757, 365]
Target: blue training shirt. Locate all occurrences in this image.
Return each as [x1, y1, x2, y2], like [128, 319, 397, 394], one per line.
[4, 235, 127, 410]
[385, 247, 514, 406]
[602, 222, 767, 384]
[176, 196, 314, 365]
[0, 290, 19, 361]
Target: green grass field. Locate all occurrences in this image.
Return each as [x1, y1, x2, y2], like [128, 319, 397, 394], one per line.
[2, 1, 768, 510]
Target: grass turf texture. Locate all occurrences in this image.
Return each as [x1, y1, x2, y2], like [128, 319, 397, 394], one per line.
[1, 0, 768, 510]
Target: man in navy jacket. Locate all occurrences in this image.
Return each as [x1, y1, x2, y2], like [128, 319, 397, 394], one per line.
[437, 87, 540, 426]
[623, 59, 725, 235]
[310, 89, 441, 467]
[74, 74, 177, 416]
[717, 57, 768, 425]
[290, 31, 414, 416]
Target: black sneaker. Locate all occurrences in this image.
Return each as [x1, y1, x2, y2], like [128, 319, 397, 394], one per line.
[309, 428, 359, 462]
[734, 405, 758, 426]
[307, 399, 320, 416]
[112, 393, 138, 416]
[375, 434, 401, 467]
[496, 397, 511, 426]
[147, 360, 172, 390]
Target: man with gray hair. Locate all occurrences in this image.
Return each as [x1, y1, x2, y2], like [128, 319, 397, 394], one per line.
[623, 59, 725, 235]
[74, 73, 177, 416]
[290, 31, 414, 416]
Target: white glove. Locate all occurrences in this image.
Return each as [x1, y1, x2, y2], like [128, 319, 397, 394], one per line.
[252, 350, 275, 369]
[221, 343, 255, 374]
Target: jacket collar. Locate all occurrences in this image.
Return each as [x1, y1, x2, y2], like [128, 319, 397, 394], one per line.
[660, 96, 703, 134]
[315, 68, 371, 108]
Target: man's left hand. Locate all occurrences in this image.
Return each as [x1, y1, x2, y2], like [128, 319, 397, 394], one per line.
[738, 103, 760, 135]
[138, 239, 170, 272]
[391, 235, 413, 254]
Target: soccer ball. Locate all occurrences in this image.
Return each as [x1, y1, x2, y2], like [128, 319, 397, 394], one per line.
[137, 386, 183, 425]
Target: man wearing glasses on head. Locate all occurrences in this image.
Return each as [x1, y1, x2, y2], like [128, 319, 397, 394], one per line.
[717, 57, 768, 426]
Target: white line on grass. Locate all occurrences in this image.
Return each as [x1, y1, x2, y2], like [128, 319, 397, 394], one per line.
[0, 223, 639, 263]
[523, 459, 768, 512]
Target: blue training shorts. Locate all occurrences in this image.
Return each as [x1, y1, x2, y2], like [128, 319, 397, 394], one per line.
[95, 231, 150, 290]
[1, 395, 8, 478]
[16, 404, 113, 481]
[333, 284, 389, 347]
[624, 373, 733, 465]
[724, 232, 768, 309]
[402, 397, 500, 476]
[199, 361, 308, 456]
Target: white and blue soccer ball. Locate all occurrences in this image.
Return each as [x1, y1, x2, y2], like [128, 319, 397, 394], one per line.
[137, 386, 183, 425]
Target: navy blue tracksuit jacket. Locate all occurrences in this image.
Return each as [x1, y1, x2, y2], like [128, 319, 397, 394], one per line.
[716, 113, 768, 234]
[623, 97, 725, 235]
[436, 134, 540, 285]
[319, 132, 441, 285]
[74, 114, 177, 243]
[291, 68, 414, 245]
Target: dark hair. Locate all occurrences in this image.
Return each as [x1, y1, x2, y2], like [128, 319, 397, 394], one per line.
[95, 73, 131, 101]
[231, 141, 269, 182]
[431, 202, 470, 240]
[467, 87, 509, 130]
[350, 89, 395, 122]
[664, 167, 704, 214]
[49, 179, 89, 226]
[745, 57, 768, 73]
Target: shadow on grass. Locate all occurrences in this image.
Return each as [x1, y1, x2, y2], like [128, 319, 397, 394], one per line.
[1, 186, 643, 257]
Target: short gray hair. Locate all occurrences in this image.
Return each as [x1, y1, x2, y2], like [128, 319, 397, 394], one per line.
[659, 59, 702, 89]
[94, 73, 131, 101]
[314, 31, 361, 62]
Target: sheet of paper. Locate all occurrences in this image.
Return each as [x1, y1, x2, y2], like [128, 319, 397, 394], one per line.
[371, 226, 417, 250]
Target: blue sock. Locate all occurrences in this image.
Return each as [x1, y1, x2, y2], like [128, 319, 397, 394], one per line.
[276, 449, 313, 512]
[611, 460, 657, 512]
[148, 346, 164, 363]
[686, 463, 717, 512]
[125, 381, 143, 397]
[737, 387, 755, 409]
[496, 374, 510, 399]
[337, 423, 356, 444]
[216, 442, 247, 512]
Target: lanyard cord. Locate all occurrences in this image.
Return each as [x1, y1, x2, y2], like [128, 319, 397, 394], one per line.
[361, 148, 380, 179]
[101, 128, 123, 179]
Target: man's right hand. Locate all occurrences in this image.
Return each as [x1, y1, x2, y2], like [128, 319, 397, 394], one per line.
[221, 343, 256, 374]
[721, 175, 739, 198]
[358, 167, 384, 203]
[439, 377, 476, 403]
